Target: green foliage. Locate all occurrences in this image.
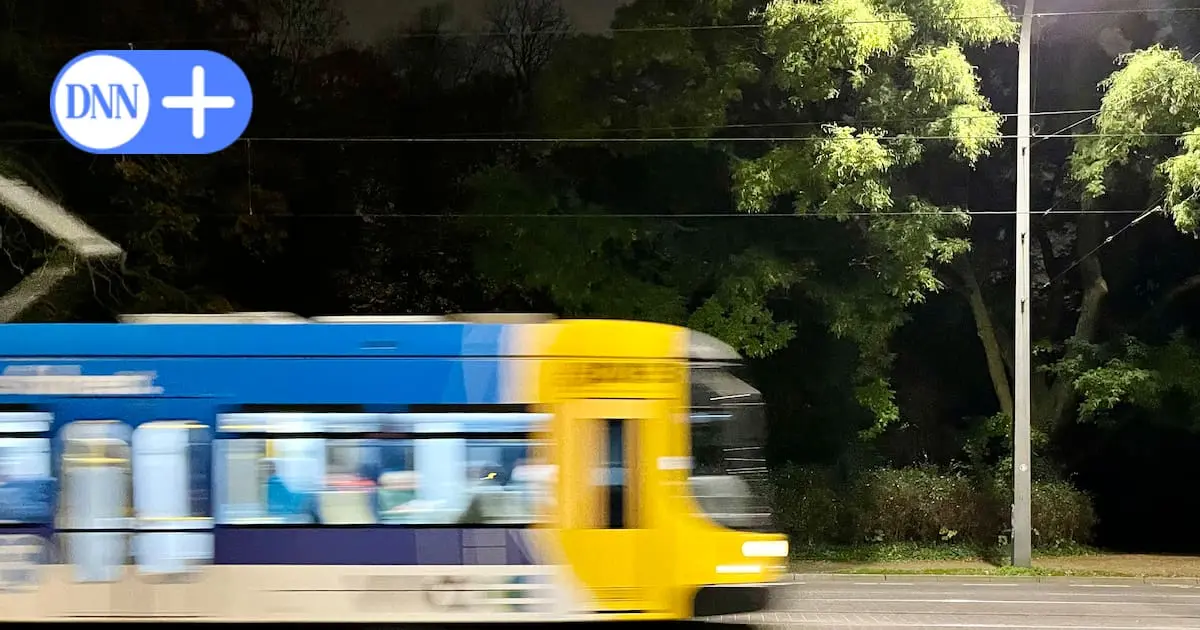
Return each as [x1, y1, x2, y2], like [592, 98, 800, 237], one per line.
[466, 161, 812, 358]
[768, 464, 843, 546]
[1151, 333, 1200, 411]
[809, 278, 908, 430]
[687, 251, 803, 357]
[732, 0, 1009, 428]
[866, 199, 971, 301]
[851, 466, 985, 543]
[770, 464, 1095, 548]
[467, 165, 691, 324]
[1029, 480, 1098, 548]
[795, 541, 983, 563]
[1045, 334, 1200, 425]
[476, 0, 1016, 432]
[1073, 362, 1158, 419]
[1070, 46, 1200, 232]
[762, 0, 913, 101]
[1048, 337, 1157, 420]
[884, 0, 1017, 45]
[1160, 129, 1200, 232]
[855, 377, 902, 438]
[534, 0, 757, 136]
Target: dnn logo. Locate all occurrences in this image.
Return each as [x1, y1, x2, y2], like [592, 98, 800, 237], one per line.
[50, 50, 252, 155]
[64, 83, 142, 121]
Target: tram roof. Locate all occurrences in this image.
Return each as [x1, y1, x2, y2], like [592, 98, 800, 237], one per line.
[0, 313, 713, 359]
[0, 320, 507, 357]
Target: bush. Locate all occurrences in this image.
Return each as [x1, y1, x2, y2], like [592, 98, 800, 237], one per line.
[986, 477, 1098, 548]
[848, 467, 984, 544]
[768, 464, 841, 545]
[768, 464, 1095, 549]
[1031, 480, 1096, 547]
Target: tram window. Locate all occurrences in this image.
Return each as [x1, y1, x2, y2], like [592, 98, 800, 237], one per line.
[0, 437, 52, 524]
[131, 422, 212, 574]
[604, 420, 628, 529]
[215, 437, 324, 524]
[57, 421, 133, 583]
[215, 435, 544, 526]
[0, 411, 53, 525]
[215, 437, 410, 525]
[321, 438, 400, 525]
[458, 439, 538, 525]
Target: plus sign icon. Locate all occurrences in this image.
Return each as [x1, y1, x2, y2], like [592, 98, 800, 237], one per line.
[50, 50, 252, 154]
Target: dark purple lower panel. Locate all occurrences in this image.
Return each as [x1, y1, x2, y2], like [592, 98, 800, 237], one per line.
[0, 525, 50, 537]
[213, 527, 537, 565]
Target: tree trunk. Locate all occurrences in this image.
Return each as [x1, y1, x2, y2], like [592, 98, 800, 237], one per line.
[1044, 210, 1109, 430]
[1034, 222, 1066, 337]
[954, 256, 1014, 419]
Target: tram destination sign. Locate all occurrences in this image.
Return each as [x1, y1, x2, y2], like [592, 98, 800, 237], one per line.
[557, 361, 683, 392]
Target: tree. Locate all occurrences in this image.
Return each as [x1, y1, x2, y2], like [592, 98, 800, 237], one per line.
[472, 0, 1017, 432]
[933, 5, 1200, 472]
[1052, 44, 1200, 424]
[484, 0, 571, 95]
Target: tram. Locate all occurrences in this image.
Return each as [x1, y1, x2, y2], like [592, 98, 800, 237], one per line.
[0, 313, 787, 622]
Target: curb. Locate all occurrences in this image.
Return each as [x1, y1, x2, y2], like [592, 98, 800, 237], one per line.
[788, 573, 1200, 585]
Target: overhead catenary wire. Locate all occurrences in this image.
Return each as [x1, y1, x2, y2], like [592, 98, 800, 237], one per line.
[0, 107, 1105, 144]
[427, 108, 1103, 138]
[1042, 203, 1166, 288]
[3, 128, 1190, 145]
[228, 131, 1200, 143]
[48, 209, 1157, 220]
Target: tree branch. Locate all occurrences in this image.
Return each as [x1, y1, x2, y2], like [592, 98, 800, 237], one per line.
[953, 254, 1014, 418]
[1161, 273, 1200, 308]
[484, 0, 569, 93]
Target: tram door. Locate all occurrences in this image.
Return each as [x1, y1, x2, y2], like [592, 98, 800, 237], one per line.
[50, 400, 214, 619]
[558, 399, 671, 616]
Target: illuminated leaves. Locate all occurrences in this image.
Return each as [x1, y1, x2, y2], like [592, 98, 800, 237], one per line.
[763, 0, 913, 101]
[1070, 46, 1200, 232]
[687, 251, 805, 358]
[1159, 129, 1200, 232]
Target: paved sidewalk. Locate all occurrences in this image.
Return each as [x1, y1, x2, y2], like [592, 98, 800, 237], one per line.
[789, 572, 1200, 585]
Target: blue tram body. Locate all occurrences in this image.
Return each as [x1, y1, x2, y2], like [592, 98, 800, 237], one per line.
[0, 322, 544, 584]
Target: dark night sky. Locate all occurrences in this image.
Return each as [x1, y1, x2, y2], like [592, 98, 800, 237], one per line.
[339, 0, 626, 43]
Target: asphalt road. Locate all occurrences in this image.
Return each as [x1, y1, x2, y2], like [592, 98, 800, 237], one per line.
[713, 575, 1200, 629]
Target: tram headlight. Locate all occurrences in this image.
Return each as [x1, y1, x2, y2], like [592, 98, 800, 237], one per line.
[741, 540, 788, 558]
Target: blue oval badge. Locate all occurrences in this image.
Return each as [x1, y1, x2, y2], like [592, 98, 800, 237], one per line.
[50, 50, 253, 155]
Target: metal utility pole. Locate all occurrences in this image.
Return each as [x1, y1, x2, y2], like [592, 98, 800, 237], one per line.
[1012, 0, 1035, 568]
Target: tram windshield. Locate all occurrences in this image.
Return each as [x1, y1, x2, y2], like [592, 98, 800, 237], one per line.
[688, 364, 773, 532]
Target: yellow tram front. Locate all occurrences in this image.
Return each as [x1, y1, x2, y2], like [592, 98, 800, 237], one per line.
[530, 319, 788, 621]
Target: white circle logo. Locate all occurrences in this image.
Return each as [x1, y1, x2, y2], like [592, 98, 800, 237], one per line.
[52, 55, 150, 151]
